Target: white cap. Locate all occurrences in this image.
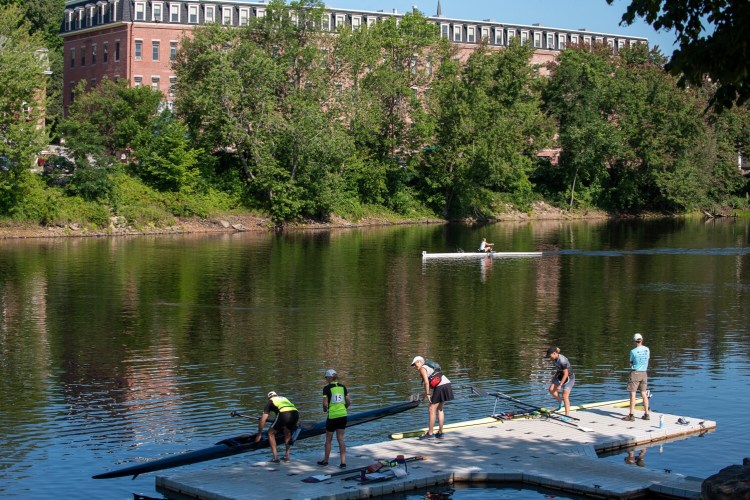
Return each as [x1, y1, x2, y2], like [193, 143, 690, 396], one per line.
[411, 356, 424, 366]
[633, 333, 643, 341]
[267, 391, 278, 398]
[324, 369, 337, 378]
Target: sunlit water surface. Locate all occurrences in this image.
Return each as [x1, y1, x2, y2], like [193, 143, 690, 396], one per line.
[1, 219, 749, 498]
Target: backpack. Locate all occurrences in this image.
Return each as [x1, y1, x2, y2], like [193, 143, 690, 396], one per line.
[424, 359, 443, 388]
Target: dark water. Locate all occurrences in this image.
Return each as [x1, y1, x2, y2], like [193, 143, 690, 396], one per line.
[1, 219, 749, 499]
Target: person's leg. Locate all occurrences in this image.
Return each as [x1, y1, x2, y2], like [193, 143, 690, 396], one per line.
[436, 402, 445, 433]
[549, 382, 561, 404]
[268, 428, 278, 461]
[640, 379, 649, 415]
[427, 402, 437, 435]
[336, 428, 346, 466]
[562, 389, 571, 416]
[283, 428, 291, 461]
[321, 431, 333, 463]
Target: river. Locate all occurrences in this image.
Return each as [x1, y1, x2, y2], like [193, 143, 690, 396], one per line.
[1, 218, 748, 498]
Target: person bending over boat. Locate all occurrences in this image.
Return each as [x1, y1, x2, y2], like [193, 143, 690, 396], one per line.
[317, 369, 351, 468]
[622, 333, 651, 421]
[479, 238, 494, 253]
[255, 391, 299, 463]
[411, 356, 454, 439]
[545, 347, 575, 416]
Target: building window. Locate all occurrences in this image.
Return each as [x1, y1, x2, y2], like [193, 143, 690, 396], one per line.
[467, 26, 475, 43]
[152, 2, 162, 21]
[222, 7, 232, 25]
[547, 34, 555, 49]
[103, 42, 108, 63]
[617, 39, 625, 51]
[115, 40, 120, 62]
[170, 41, 177, 61]
[366, 16, 377, 28]
[151, 76, 160, 91]
[559, 34, 567, 50]
[533, 32, 542, 48]
[188, 4, 198, 23]
[169, 76, 176, 97]
[112, 0, 118, 22]
[256, 8, 265, 18]
[494, 28, 503, 45]
[583, 36, 591, 47]
[453, 25, 462, 42]
[134, 2, 145, 21]
[70, 48, 75, 68]
[91, 44, 97, 64]
[134, 76, 142, 88]
[99, 4, 106, 24]
[205, 5, 215, 23]
[507, 30, 515, 43]
[352, 16, 361, 30]
[135, 40, 142, 61]
[75, 9, 82, 29]
[520, 30, 528, 45]
[571, 35, 579, 45]
[321, 14, 330, 31]
[595, 36, 603, 45]
[425, 57, 432, 76]
[170, 3, 180, 23]
[239, 8, 249, 26]
[335, 15, 345, 31]
[152, 41, 160, 61]
[481, 27, 489, 42]
[65, 11, 71, 31]
[81, 45, 85, 66]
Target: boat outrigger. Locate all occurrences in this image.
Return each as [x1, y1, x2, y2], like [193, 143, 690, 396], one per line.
[93, 397, 420, 480]
[422, 250, 543, 260]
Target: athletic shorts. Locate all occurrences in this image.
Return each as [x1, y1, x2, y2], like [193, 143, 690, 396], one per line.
[271, 410, 299, 432]
[431, 383, 454, 404]
[627, 371, 648, 392]
[553, 376, 575, 392]
[325, 416, 347, 432]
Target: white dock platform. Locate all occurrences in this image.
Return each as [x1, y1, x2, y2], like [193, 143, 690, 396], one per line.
[155, 405, 714, 499]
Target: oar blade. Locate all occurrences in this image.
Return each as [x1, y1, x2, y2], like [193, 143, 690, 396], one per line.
[301, 474, 333, 483]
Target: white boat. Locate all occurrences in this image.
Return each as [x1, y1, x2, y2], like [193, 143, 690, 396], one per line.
[422, 250, 543, 259]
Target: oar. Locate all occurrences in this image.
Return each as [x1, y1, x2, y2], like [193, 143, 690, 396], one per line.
[470, 387, 595, 433]
[301, 455, 427, 483]
[230, 410, 260, 420]
[470, 386, 581, 420]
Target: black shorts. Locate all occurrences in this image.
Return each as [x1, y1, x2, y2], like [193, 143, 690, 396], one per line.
[271, 410, 299, 432]
[325, 416, 347, 432]
[431, 383, 454, 404]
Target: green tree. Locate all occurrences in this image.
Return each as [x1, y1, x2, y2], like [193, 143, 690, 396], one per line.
[0, 4, 50, 214]
[608, 0, 750, 109]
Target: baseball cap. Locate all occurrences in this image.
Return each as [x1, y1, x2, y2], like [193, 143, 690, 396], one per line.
[411, 356, 424, 366]
[325, 369, 337, 378]
[267, 391, 278, 399]
[545, 347, 557, 358]
[633, 333, 643, 342]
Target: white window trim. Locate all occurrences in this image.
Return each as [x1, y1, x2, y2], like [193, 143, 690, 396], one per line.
[335, 14, 345, 30]
[170, 3, 180, 23]
[134, 38, 143, 60]
[188, 4, 199, 24]
[255, 7, 265, 18]
[222, 7, 232, 25]
[111, 0, 118, 22]
[103, 41, 109, 63]
[558, 33, 566, 49]
[134, 1, 145, 21]
[134, 75, 143, 87]
[440, 23, 449, 39]
[571, 34, 579, 45]
[152, 40, 160, 61]
[583, 35, 592, 46]
[239, 8, 249, 26]
[533, 31, 542, 48]
[507, 29, 515, 42]
[453, 24, 462, 42]
[205, 5, 215, 23]
[367, 16, 377, 27]
[481, 27, 490, 42]
[494, 27, 503, 45]
[547, 34, 555, 49]
[321, 14, 330, 31]
[467, 26, 476, 43]
[152, 2, 163, 22]
[352, 16, 361, 30]
[520, 30, 529, 45]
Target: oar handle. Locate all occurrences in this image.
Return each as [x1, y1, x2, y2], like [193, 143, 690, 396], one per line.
[230, 410, 261, 420]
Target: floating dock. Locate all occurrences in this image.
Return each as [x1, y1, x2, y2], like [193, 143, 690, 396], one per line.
[155, 405, 714, 499]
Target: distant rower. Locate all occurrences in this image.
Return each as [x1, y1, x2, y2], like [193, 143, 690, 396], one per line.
[479, 238, 494, 253]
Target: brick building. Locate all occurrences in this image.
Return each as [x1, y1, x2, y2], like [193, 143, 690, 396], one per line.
[61, 0, 647, 112]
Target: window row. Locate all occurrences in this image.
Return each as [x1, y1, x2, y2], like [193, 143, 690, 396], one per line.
[65, 0, 120, 31]
[133, 2, 265, 26]
[69, 40, 179, 68]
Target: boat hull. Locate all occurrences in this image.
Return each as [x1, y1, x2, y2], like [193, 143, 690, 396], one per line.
[422, 251, 543, 259]
[93, 399, 419, 479]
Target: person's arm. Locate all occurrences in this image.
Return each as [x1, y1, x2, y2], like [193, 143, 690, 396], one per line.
[322, 386, 330, 413]
[254, 413, 269, 441]
[559, 367, 569, 386]
[345, 393, 351, 408]
[420, 367, 431, 401]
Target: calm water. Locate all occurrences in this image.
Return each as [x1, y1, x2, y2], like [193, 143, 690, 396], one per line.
[1, 219, 749, 499]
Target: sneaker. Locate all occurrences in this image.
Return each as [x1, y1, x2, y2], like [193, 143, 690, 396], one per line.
[557, 401, 565, 411]
[418, 433, 435, 440]
[339, 463, 347, 469]
[317, 460, 328, 466]
[642, 413, 650, 421]
[621, 414, 635, 421]
[269, 458, 281, 464]
[435, 432, 444, 439]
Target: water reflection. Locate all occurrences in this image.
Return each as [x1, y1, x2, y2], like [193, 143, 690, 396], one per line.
[0, 219, 749, 498]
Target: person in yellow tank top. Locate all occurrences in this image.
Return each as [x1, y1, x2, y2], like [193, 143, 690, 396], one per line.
[255, 391, 299, 463]
[317, 369, 350, 468]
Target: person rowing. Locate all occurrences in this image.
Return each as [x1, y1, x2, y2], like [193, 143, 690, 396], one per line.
[479, 238, 494, 253]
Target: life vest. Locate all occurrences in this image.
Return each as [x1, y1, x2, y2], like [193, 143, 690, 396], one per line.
[270, 396, 297, 413]
[327, 383, 348, 419]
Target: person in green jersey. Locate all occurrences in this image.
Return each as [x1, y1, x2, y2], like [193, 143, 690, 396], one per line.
[317, 369, 351, 468]
[255, 391, 299, 463]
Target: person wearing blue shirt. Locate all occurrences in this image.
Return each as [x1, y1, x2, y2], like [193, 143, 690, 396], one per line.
[622, 333, 651, 421]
